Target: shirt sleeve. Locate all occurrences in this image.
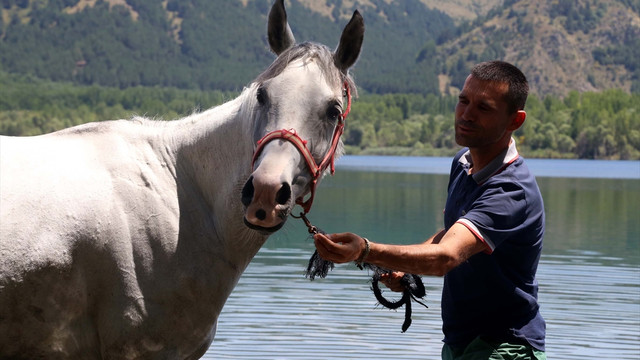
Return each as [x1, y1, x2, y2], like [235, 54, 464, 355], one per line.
[457, 181, 528, 254]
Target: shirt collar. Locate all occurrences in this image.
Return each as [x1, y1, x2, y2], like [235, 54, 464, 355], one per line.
[458, 138, 520, 184]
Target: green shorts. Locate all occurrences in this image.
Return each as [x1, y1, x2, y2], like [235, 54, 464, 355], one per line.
[442, 337, 546, 360]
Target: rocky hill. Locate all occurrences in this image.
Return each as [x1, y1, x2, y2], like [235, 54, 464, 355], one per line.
[433, 0, 640, 95]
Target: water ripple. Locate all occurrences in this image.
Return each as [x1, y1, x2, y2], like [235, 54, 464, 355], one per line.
[204, 249, 639, 359]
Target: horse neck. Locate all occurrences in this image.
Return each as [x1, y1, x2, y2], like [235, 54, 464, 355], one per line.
[166, 88, 265, 260]
[173, 91, 255, 175]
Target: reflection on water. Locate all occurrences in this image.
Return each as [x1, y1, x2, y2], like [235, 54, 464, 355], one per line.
[206, 250, 640, 359]
[538, 177, 640, 262]
[206, 169, 640, 359]
[539, 253, 640, 359]
[207, 248, 446, 360]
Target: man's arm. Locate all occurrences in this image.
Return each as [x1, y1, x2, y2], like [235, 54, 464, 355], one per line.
[313, 222, 489, 277]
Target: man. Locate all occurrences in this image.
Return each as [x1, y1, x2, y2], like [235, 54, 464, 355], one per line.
[314, 60, 546, 360]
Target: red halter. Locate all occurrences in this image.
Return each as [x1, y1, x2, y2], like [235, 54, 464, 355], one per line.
[251, 81, 352, 214]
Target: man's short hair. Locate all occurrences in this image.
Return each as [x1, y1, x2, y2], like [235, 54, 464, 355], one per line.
[470, 60, 529, 114]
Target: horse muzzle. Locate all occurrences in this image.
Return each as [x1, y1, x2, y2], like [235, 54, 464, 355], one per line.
[241, 174, 292, 234]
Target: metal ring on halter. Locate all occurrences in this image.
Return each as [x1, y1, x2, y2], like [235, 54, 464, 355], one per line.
[291, 212, 318, 234]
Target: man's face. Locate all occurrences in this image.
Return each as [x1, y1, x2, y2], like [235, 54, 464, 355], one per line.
[454, 75, 516, 149]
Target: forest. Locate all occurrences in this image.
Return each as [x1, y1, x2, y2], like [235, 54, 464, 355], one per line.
[0, 0, 455, 94]
[1, 0, 638, 160]
[1, 72, 638, 160]
[1, 0, 638, 95]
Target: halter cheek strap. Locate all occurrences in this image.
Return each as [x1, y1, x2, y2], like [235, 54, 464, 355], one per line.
[251, 81, 351, 214]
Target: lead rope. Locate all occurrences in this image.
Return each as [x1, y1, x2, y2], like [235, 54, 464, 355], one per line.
[293, 212, 429, 332]
[291, 212, 335, 280]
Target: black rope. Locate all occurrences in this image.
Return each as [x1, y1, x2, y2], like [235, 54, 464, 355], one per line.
[296, 212, 428, 332]
[305, 249, 334, 280]
[366, 263, 428, 333]
[292, 212, 334, 280]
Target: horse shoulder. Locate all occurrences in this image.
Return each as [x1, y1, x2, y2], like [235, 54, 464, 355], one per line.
[0, 120, 187, 357]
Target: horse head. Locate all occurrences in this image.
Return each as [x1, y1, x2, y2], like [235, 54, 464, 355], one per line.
[241, 0, 364, 234]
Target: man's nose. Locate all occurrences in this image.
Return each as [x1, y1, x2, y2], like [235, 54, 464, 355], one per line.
[461, 105, 476, 122]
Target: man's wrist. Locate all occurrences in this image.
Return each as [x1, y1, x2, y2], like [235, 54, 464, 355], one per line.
[355, 237, 370, 266]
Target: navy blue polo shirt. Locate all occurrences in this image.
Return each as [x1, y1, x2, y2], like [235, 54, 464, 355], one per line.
[441, 140, 546, 351]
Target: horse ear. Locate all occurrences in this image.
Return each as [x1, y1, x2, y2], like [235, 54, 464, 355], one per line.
[334, 10, 364, 73]
[268, 0, 296, 55]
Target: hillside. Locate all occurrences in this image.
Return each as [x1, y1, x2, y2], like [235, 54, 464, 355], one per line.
[433, 0, 640, 96]
[0, 0, 455, 94]
[419, 0, 503, 21]
[294, 0, 503, 21]
[0, 0, 638, 96]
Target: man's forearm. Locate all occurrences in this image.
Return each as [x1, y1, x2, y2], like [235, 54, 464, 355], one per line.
[365, 229, 455, 276]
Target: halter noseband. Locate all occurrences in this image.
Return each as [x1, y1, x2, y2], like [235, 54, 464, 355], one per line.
[251, 81, 352, 214]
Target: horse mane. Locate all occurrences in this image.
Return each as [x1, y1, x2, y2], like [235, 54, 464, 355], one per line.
[255, 42, 357, 97]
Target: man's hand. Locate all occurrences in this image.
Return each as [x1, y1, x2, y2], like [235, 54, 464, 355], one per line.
[313, 232, 366, 264]
[314, 233, 405, 293]
[380, 271, 406, 292]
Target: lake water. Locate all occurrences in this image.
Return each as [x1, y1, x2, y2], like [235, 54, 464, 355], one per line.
[205, 156, 640, 359]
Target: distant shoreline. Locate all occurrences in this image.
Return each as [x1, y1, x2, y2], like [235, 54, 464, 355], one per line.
[336, 155, 640, 179]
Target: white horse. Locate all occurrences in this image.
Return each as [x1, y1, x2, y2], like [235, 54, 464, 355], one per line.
[0, 0, 364, 357]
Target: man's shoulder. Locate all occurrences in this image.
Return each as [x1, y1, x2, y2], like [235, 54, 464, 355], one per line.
[498, 156, 538, 186]
[486, 157, 545, 209]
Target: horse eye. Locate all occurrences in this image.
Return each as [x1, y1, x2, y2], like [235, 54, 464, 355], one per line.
[256, 87, 267, 105]
[326, 104, 342, 121]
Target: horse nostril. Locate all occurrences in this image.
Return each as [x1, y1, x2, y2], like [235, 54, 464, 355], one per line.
[275, 182, 291, 205]
[255, 209, 267, 220]
[241, 176, 254, 207]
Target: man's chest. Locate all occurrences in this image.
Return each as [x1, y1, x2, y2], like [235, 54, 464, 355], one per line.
[444, 170, 480, 228]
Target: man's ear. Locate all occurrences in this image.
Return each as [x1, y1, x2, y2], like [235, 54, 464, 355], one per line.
[508, 110, 526, 131]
